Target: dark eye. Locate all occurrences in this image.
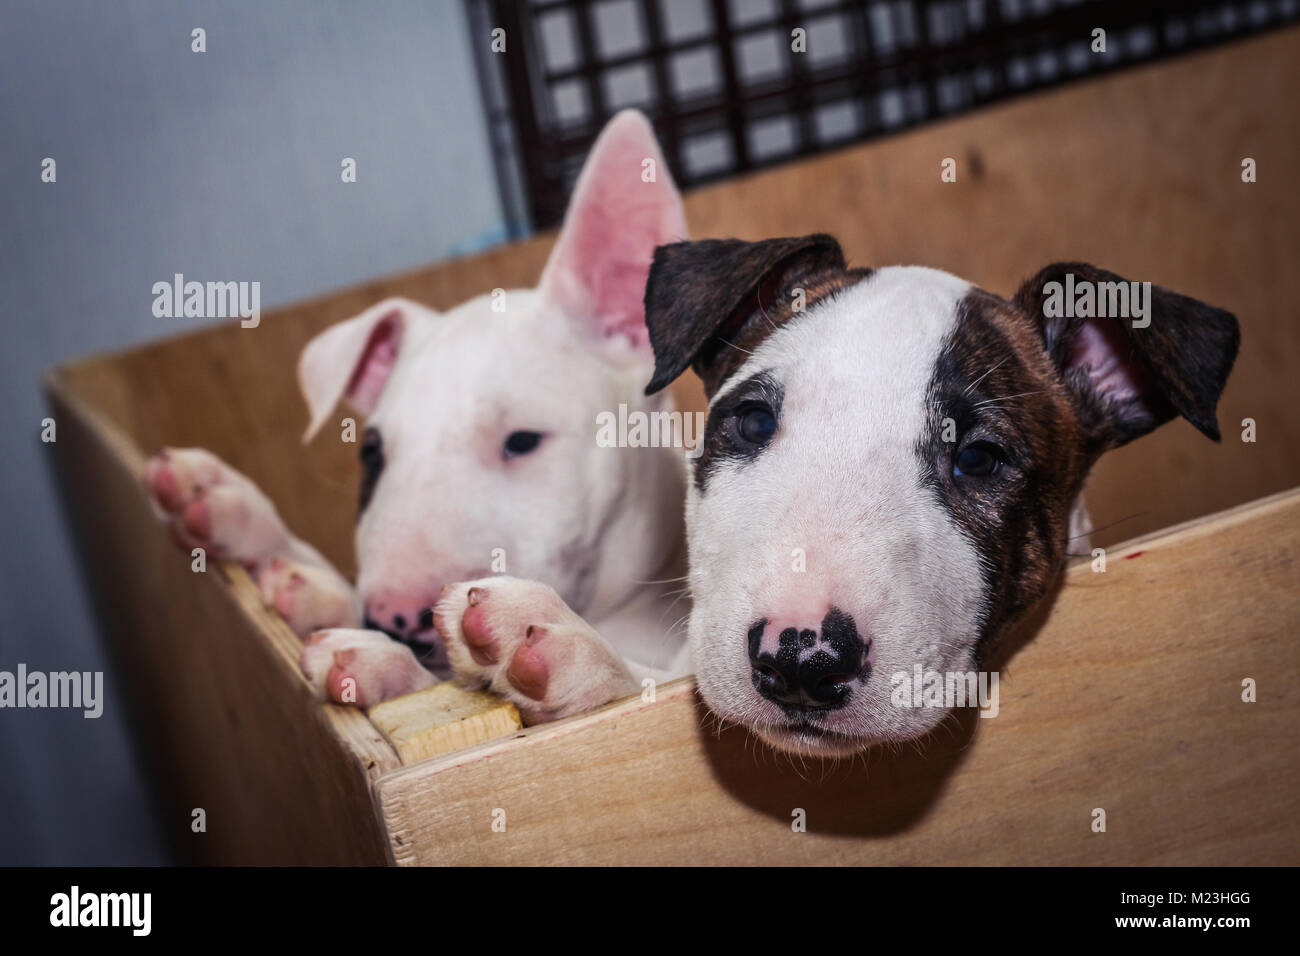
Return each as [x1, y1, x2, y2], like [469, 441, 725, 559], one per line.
[360, 427, 383, 472]
[954, 441, 1003, 478]
[503, 430, 544, 458]
[358, 427, 384, 511]
[735, 403, 777, 447]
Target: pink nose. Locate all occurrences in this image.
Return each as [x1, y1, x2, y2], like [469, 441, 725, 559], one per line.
[363, 587, 441, 637]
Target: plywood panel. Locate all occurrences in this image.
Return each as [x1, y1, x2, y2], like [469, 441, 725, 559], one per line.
[375, 489, 1300, 865]
[45, 376, 398, 864]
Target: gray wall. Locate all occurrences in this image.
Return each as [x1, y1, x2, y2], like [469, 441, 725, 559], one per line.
[0, 0, 504, 864]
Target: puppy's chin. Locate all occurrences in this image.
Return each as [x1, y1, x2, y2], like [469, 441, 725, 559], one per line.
[752, 723, 880, 758]
[697, 672, 899, 757]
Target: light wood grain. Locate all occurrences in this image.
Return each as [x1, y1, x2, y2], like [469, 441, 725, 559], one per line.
[44, 374, 400, 865]
[369, 683, 522, 765]
[374, 488, 1300, 865]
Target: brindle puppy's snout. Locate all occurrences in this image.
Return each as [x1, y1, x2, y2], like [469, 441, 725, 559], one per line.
[748, 608, 869, 711]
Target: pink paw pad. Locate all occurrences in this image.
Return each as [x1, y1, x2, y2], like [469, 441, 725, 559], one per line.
[181, 497, 211, 540]
[148, 460, 184, 513]
[460, 589, 498, 664]
[272, 572, 307, 617]
[506, 626, 550, 701]
[326, 650, 363, 705]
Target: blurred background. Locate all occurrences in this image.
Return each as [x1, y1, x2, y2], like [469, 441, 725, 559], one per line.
[2, 0, 1296, 864]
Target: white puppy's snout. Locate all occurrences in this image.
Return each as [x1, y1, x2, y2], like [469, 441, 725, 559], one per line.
[362, 587, 442, 640]
[361, 562, 498, 639]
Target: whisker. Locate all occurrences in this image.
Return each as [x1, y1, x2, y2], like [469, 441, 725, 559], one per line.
[963, 355, 1011, 397]
[1068, 510, 1149, 541]
[716, 335, 754, 357]
[663, 612, 691, 636]
[972, 389, 1048, 408]
[752, 285, 783, 336]
[659, 594, 692, 627]
[631, 574, 690, 586]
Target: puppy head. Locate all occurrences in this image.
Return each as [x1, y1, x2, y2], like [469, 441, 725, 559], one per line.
[644, 235, 1239, 756]
[296, 111, 687, 657]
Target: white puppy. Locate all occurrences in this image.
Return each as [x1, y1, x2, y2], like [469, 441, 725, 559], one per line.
[145, 111, 692, 722]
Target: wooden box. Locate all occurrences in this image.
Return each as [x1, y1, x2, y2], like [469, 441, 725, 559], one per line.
[46, 30, 1300, 864]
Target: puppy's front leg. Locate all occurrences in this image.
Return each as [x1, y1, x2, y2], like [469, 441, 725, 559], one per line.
[299, 628, 436, 707]
[434, 577, 638, 725]
[143, 447, 357, 636]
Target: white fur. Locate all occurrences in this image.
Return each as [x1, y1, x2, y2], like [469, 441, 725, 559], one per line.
[686, 268, 988, 755]
[348, 289, 689, 669]
[146, 110, 693, 720]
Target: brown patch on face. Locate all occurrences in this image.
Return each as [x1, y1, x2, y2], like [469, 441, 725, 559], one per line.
[644, 234, 872, 398]
[917, 289, 1092, 660]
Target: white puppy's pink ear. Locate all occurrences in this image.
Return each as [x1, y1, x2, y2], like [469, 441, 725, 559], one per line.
[298, 298, 415, 442]
[538, 110, 688, 352]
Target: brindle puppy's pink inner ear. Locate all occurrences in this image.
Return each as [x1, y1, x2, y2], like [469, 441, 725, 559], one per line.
[1014, 262, 1240, 450]
[643, 234, 856, 397]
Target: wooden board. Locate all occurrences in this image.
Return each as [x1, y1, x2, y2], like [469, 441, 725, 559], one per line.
[373, 488, 1300, 865]
[44, 377, 400, 865]
[369, 684, 522, 765]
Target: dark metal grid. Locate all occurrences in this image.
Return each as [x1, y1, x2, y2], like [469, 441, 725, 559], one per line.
[469, 0, 1300, 232]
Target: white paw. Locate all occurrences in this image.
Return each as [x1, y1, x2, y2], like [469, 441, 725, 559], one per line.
[257, 558, 355, 637]
[143, 448, 290, 564]
[299, 628, 436, 708]
[432, 576, 637, 724]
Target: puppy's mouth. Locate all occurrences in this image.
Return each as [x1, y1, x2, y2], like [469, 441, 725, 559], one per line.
[755, 720, 875, 757]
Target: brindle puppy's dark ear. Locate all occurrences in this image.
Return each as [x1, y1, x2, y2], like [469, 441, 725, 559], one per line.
[1015, 262, 1240, 449]
[643, 234, 861, 396]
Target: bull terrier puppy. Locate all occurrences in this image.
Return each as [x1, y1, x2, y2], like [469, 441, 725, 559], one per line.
[144, 111, 692, 722]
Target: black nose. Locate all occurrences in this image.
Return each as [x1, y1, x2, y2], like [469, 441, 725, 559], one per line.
[363, 614, 406, 643]
[748, 609, 867, 711]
